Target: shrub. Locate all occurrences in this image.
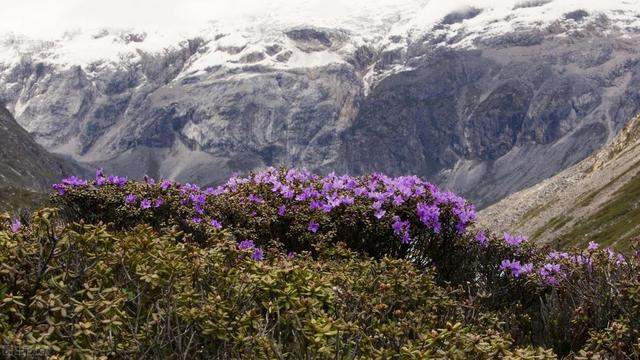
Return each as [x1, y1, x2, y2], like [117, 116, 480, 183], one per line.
[0, 168, 638, 357]
[0, 208, 552, 358]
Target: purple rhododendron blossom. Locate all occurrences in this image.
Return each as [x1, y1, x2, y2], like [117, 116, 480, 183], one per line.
[154, 197, 165, 208]
[277, 205, 286, 216]
[252, 248, 264, 261]
[144, 175, 156, 186]
[476, 231, 488, 248]
[10, 218, 21, 233]
[160, 180, 172, 190]
[140, 199, 152, 209]
[95, 169, 107, 186]
[500, 259, 533, 278]
[308, 221, 319, 233]
[309, 200, 323, 210]
[62, 176, 88, 187]
[374, 209, 386, 219]
[454, 205, 477, 234]
[190, 217, 202, 224]
[538, 263, 562, 286]
[210, 219, 222, 229]
[547, 251, 569, 260]
[503, 232, 526, 247]
[238, 240, 255, 250]
[416, 203, 441, 233]
[392, 216, 412, 244]
[125, 194, 137, 204]
[587, 241, 599, 251]
[248, 194, 264, 203]
[52, 183, 66, 195]
[108, 175, 127, 187]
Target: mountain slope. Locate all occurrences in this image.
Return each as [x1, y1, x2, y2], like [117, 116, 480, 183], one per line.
[479, 114, 640, 250]
[2, 0, 640, 206]
[0, 105, 76, 194]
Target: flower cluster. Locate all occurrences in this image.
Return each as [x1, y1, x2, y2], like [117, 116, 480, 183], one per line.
[47, 167, 631, 291]
[52, 167, 479, 256]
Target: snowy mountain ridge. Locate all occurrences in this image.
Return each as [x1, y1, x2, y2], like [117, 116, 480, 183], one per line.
[2, 0, 640, 207]
[2, 0, 639, 74]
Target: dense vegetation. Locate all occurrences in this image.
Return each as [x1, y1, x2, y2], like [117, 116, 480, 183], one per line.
[1, 168, 639, 358]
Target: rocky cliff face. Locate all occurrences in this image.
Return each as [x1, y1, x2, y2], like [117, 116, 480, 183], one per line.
[1, 1, 640, 206]
[0, 105, 75, 192]
[479, 114, 640, 250]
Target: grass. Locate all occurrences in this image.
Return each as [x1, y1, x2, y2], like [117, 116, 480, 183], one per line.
[576, 158, 640, 208]
[0, 186, 47, 212]
[516, 202, 551, 228]
[557, 171, 640, 251]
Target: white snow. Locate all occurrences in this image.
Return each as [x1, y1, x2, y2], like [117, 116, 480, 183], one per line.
[1, 0, 639, 72]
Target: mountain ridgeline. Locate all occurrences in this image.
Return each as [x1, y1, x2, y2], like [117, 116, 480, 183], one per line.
[0, 105, 70, 190]
[0, 105, 79, 209]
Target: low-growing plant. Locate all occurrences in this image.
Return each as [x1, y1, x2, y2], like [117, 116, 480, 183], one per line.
[0, 208, 554, 359]
[0, 168, 637, 358]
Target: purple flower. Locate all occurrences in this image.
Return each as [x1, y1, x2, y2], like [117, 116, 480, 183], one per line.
[503, 232, 526, 247]
[190, 217, 202, 224]
[190, 194, 206, 206]
[374, 209, 386, 219]
[392, 216, 412, 244]
[140, 199, 152, 209]
[309, 200, 323, 210]
[252, 248, 264, 261]
[144, 175, 156, 185]
[210, 219, 222, 229]
[160, 180, 172, 190]
[125, 194, 137, 204]
[52, 183, 66, 196]
[95, 176, 106, 186]
[287, 252, 296, 259]
[248, 194, 264, 204]
[548, 251, 569, 260]
[238, 240, 255, 250]
[539, 263, 563, 286]
[416, 202, 441, 233]
[154, 197, 165, 208]
[475, 231, 488, 248]
[308, 221, 319, 233]
[454, 205, 477, 234]
[500, 259, 533, 278]
[587, 241, 599, 251]
[108, 175, 127, 187]
[392, 195, 405, 206]
[277, 205, 286, 216]
[281, 188, 295, 199]
[62, 176, 88, 187]
[10, 218, 21, 233]
[95, 169, 107, 186]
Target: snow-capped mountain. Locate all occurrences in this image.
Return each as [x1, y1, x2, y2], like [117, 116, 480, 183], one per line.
[2, 0, 640, 206]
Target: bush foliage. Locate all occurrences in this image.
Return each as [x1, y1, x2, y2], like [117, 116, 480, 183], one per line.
[1, 168, 639, 358]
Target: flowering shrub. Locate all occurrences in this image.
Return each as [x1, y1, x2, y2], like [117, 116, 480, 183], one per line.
[51, 168, 482, 282]
[0, 168, 638, 357]
[0, 209, 554, 358]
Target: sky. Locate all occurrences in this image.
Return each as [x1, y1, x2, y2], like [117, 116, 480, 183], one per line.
[3, 0, 639, 41]
[0, 0, 430, 38]
[0, 0, 256, 37]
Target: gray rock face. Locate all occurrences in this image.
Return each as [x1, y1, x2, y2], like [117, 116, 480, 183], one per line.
[1, 11, 640, 207]
[0, 105, 76, 192]
[345, 33, 640, 206]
